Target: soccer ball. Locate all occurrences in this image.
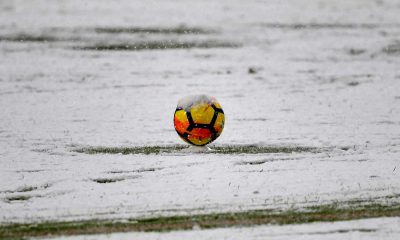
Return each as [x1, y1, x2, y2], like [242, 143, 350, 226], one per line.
[174, 95, 225, 146]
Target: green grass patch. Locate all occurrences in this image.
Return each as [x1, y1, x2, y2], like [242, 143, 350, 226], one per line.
[93, 26, 214, 35]
[74, 144, 317, 155]
[75, 145, 186, 155]
[75, 41, 239, 51]
[0, 34, 59, 42]
[1, 202, 399, 239]
[212, 145, 316, 154]
[0, 26, 213, 44]
[0, 34, 79, 43]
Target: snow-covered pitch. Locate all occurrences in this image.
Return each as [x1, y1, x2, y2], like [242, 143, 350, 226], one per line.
[0, 0, 400, 238]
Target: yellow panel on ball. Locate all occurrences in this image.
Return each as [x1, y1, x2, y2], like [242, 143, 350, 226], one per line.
[214, 113, 225, 134]
[190, 102, 215, 125]
[212, 101, 222, 109]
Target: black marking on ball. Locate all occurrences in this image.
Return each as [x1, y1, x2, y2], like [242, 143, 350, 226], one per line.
[193, 123, 210, 129]
[210, 110, 218, 127]
[186, 111, 195, 131]
[177, 131, 195, 145]
[211, 132, 218, 141]
[211, 104, 224, 114]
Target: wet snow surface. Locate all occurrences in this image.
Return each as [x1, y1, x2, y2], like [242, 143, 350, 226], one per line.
[49, 217, 400, 240]
[1, 0, 400, 237]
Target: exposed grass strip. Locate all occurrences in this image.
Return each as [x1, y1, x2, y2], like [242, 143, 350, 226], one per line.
[212, 145, 316, 154]
[1, 203, 399, 239]
[75, 145, 186, 155]
[75, 41, 239, 51]
[74, 145, 317, 155]
[0, 34, 79, 43]
[93, 26, 213, 34]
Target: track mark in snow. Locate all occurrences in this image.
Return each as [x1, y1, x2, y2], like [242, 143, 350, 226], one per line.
[93, 26, 215, 35]
[15, 169, 46, 173]
[0, 183, 51, 194]
[107, 167, 162, 174]
[288, 228, 377, 236]
[346, 48, 367, 56]
[3, 195, 31, 203]
[0, 26, 215, 43]
[234, 118, 268, 122]
[382, 41, 400, 55]
[91, 175, 140, 184]
[0, 34, 78, 43]
[258, 22, 393, 30]
[236, 159, 269, 165]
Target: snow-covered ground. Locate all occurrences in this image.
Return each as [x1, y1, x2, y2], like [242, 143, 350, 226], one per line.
[47, 217, 400, 240]
[1, 0, 400, 237]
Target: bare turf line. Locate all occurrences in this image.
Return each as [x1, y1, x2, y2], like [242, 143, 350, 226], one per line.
[73, 145, 319, 155]
[1, 203, 400, 239]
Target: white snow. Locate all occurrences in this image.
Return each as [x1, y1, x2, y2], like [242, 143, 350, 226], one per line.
[1, 0, 400, 238]
[177, 94, 214, 111]
[43, 217, 400, 240]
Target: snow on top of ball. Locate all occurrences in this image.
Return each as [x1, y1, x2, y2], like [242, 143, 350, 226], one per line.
[177, 94, 215, 111]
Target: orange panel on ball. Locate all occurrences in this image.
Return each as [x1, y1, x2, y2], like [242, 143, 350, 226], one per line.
[188, 128, 213, 146]
[191, 128, 212, 138]
[174, 110, 189, 134]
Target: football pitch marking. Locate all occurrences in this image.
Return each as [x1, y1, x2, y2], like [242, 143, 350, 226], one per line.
[1, 200, 399, 239]
[73, 144, 321, 155]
